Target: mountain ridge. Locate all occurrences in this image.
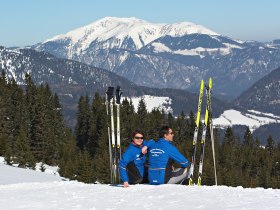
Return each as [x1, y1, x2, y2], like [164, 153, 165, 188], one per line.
[32, 17, 280, 98]
[0, 45, 229, 128]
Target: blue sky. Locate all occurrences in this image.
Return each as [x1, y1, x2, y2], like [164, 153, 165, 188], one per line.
[1, 0, 279, 47]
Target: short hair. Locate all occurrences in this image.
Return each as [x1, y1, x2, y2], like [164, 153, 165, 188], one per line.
[159, 126, 171, 138]
[131, 129, 145, 139]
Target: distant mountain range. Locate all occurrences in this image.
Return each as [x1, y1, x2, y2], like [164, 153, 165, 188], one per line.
[32, 17, 280, 98]
[1, 16, 280, 136]
[0, 46, 228, 127]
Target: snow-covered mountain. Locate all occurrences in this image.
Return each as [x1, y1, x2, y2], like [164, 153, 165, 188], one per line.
[0, 157, 279, 210]
[33, 17, 280, 97]
[39, 17, 219, 53]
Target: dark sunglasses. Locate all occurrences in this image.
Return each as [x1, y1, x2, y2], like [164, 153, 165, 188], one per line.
[168, 132, 174, 135]
[134, 136, 144, 140]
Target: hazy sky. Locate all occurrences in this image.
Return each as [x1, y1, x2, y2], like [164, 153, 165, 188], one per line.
[1, 0, 279, 47]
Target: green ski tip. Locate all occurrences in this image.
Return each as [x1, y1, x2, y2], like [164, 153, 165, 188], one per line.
[209, 77, 213, 90]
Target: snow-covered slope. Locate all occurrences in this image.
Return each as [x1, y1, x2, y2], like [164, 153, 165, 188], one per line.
[213, 109, 280, 131]
[0, 157, 279, 210]
[0, 157, 63, 185]
[129, 95, 173, 113]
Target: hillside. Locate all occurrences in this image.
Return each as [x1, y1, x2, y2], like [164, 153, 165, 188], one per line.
[0, 46, 228, 127]
[234, 67, 280, 115]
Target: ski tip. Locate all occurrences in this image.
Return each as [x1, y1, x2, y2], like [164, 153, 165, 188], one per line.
[200, 79, 205, 89]
[209, 77, 213, 89]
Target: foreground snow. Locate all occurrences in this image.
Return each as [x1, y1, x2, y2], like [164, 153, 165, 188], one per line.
[0, 182, 279, 210]
[0, 157, 279, 210]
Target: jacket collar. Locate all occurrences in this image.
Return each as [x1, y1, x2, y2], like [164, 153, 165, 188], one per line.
[130, 142, 143, 148]
[158, 138, 173, 144]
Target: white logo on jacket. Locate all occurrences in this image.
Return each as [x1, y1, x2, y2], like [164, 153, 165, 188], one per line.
[150, 148, 165, 157]
[136, 154, 143, 160]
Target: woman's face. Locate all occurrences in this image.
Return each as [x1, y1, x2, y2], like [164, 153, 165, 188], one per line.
[132, 133, 144, 146]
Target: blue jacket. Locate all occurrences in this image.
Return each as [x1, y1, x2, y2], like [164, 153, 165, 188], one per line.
[148, 138, 190, 185]
[119, 140, 154, 183]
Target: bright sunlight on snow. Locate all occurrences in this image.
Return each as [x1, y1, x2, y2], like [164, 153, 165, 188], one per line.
[0, 157, 279, 210]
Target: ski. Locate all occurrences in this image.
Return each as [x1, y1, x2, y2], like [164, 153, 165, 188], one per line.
[115, 86, 122, 183]
[188, 79, 204, 186]
[197, 77, 212, 186]
[106, 87, 114, 184]
[106, 86, 122, 184]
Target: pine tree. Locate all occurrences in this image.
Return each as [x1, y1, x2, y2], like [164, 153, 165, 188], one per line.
[87, 92, 107, 157]
[167, 112, 175, 128]
[76, 150, 94, 183]
[4, 142, 13, 165]
[92, 152, 111, 183]
[265, 135, 275, 156]
[146, 108, 165, 140]
[0, 136, 6, 156]
[174, 111, 188, 145]
[75, 95, 90, 150]
[120, 98, 136, 147]
[58, 133, 79, 180]
[243, 127, 254, 148]
[13, 127, 36, 169]
[136, 97, 148, 131]
[24, 73, 38, 154]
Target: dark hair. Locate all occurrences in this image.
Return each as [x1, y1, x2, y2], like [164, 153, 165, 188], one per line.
[159, 126, 171, 138]
[131, 129, 145, 139]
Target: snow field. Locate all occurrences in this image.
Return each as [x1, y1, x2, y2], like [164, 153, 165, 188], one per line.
[0, 182, 279, 210]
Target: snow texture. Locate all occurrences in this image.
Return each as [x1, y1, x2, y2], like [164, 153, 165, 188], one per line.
[0, 156, 279, 210]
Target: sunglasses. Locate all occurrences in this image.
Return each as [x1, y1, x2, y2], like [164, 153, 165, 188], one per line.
[134, 136, 144, 140]
[168, 132, 174, 135]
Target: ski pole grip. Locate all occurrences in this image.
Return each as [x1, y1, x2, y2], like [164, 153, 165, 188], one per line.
[106, 87, 114, 101]
[115, 86, 122, 104]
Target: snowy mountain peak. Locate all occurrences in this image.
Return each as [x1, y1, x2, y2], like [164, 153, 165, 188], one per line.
[96, 16, 149, 25]
[42, 17, 219, 52]
[160, 21, 219, 37]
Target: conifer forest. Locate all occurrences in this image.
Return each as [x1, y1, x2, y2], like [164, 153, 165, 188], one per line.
[0, 71, 279, 188]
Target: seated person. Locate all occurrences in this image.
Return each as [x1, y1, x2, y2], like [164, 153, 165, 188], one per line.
[148, 126, 190, 185]
[119, 130, 154, 187]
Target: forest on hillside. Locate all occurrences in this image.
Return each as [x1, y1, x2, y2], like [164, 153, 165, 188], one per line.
[0, 71, 279, 188]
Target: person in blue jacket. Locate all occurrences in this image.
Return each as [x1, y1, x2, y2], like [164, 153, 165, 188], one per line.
[148, 126, 190, 185]
[119, 130, 154, 188]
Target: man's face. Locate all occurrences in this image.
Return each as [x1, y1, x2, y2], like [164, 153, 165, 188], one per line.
[164, 128, 174, 141]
